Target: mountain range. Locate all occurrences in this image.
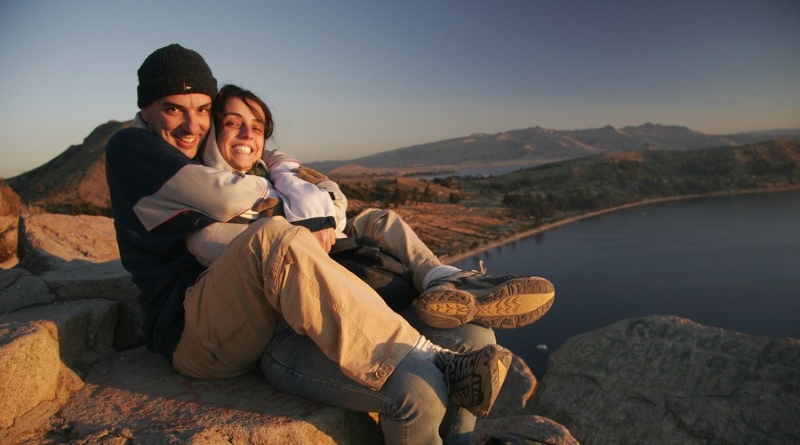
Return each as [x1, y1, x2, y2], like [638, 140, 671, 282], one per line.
[307, 124, 800, 176]
[4, 121, 799, 214]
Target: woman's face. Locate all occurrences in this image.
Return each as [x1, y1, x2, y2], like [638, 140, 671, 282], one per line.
[216, 97, 266, 171]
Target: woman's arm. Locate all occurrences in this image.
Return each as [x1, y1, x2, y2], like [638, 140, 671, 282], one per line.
[264, 150, 339, 232]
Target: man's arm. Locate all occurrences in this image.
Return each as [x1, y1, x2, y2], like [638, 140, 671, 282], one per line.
[185, 222, 248, 266]
[107, 127, 274, 231]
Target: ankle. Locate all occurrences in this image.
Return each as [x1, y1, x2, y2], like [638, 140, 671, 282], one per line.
[421, 265, 462, 289]
[409, 335, 444, 362]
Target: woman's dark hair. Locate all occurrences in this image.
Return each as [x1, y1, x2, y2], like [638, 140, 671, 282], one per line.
[212, 84, 274, 139]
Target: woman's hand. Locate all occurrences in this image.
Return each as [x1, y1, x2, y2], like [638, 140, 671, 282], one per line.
[253, 197, 284, 217]
[311, 227, 335, 253]
[292, 166, 329, 185]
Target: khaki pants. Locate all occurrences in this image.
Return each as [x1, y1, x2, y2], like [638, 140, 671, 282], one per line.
[346, 208, 443, 291]
[173, 215, 421, 389]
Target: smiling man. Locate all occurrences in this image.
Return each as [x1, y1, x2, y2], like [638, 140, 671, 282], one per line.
[139, 94, 211, 158]
[135, 45, 217, 158]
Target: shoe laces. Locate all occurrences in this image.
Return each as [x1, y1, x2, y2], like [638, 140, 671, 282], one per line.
[436, 349, 477, 384]
[429, 261, 491, 287]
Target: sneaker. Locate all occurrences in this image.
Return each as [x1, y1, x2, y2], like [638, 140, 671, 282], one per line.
[416, 262, 555, 329]
[434, 344, 513, 418]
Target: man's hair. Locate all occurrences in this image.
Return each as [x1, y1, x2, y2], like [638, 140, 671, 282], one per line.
[137, 44, 218, 109]
[212, 84, 275, 140]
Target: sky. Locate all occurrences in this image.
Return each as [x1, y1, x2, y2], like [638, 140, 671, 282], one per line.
[1, 0, 799, 179]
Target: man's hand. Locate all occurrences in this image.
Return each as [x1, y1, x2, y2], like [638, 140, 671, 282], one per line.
[253, 197, 284, 218]
[293, 166, 329, 185]
[311, 227, 335, 253]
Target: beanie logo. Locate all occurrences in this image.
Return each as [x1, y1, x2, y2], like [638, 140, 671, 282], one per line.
[182, 82, 192, 92]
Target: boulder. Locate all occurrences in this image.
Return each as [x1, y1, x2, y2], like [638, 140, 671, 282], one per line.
[14, 249, 69, 276]
[529, 315, 800, 445]
[11, 213, 141, 349]
[0, 299, 118, 373]
[0, 321, 84, 444]
[485, 355, 539, 419]
[0, 268, 55, 313]
[17, 214, 119, 264]
[473, 415, 580, 445]
[40, 260, 141, 349]
[0, 215, 17, 268]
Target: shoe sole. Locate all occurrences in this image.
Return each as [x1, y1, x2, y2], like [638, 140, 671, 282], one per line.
[416, 277, 555, 329]
[449, 345, 512, 418]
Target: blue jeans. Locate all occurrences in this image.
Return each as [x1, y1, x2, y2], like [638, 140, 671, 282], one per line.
[261, 307, 496, 445]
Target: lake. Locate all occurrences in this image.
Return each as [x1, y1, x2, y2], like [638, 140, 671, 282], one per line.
[453, 189, 800, 378]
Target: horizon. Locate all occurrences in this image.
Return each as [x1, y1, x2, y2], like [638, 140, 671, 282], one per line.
[8, 119, 800, 178]
[1, 0, 799, 178]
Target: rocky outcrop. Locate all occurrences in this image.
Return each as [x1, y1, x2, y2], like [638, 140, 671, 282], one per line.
[5, 120, 131, 216]
[528, 315, 800, 445]
[0, 216, 17, 268]
[0, 180, 22, 268]
[1, 213, 572, 444]
[0, 304, 106, 444]
[54, 346, 384, 445]
[17, 214, 120, 265]
[4, 213, 797, 444]
[473, 416, 579, 445]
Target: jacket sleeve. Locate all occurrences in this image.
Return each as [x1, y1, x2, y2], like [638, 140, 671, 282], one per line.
[264, 150, 337, 232]
[185, 222, 249, 266]
[314, 179, 348, 238]
[107, 128, 275, 231]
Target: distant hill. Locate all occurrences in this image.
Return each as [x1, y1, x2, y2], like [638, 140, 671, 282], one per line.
[466, 139, 800, 220]
[4, 120, 798, 216]
[6, 120, 132, 215]
[308, 124, 800, 175]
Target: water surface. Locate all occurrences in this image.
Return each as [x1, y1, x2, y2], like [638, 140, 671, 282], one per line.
[454, 190, 800, 377]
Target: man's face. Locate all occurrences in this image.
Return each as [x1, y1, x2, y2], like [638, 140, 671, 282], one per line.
[140, 93, 212, 158]
[216, 97, 266, 171]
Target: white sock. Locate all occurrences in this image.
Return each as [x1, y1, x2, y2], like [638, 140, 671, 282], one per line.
[409, 335, 444, 362]
[421, 265, 462, 290]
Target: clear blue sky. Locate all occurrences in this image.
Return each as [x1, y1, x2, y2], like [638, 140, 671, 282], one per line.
[1, 0, 798, 179]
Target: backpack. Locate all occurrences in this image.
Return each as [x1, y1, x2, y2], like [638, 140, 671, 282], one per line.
[329, 236, 417, 312]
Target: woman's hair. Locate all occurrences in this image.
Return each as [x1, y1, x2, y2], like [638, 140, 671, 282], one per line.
[212, 84, 274, 140]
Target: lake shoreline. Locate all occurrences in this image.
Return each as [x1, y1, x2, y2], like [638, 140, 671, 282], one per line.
[441, 184, 800, 265]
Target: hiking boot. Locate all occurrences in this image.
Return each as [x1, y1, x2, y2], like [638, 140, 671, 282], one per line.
[434, 344, 512, 418]
[416, 263, 555, 329]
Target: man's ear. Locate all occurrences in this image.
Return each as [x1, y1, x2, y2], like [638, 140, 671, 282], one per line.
[140, 106, 150, 123]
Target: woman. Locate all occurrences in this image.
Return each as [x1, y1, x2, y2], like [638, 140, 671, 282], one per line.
[189, 84, 508, 445]
[206, 85, 347, 238]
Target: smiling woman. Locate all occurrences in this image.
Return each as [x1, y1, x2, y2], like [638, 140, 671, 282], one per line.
[212, 84, 276, 172]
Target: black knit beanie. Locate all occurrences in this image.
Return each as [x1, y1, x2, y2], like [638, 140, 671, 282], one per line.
[137, 44, 218, 108]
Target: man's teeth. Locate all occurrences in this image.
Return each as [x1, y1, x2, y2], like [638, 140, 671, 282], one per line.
[232, 145, 252, 154]
[178, 136, 196, 143]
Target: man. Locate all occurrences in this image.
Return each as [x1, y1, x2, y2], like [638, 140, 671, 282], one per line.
[105, 44, 554, 444]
